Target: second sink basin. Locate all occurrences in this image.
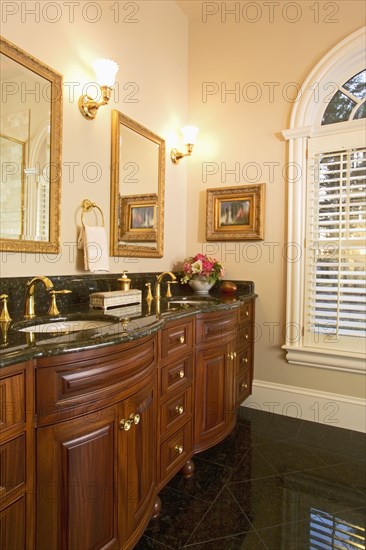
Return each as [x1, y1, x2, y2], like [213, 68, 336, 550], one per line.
[18, 318, 115, 334]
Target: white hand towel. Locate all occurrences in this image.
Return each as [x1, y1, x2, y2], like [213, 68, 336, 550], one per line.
[78, 225, 110, 272]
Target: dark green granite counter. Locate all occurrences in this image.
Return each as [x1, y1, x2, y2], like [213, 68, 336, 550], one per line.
[0, 277, 256, 368]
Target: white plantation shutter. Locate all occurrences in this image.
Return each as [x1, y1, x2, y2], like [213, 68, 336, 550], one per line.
[304, 130, 366, 354]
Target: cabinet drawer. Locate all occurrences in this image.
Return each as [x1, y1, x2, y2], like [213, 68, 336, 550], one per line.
[237, 322, 254, 349]
[0, 435, 25, 502]
[237, 346, 252, 376]
[159, 421, 192, 483]
[36, 335, 156, 424]
[0, 497, 25, 549]
[160, 387, 192, 439]
[160, 319, 193, 360]
[160, 354, 193, 397]
[236, 369, 251, 404]
[0, 374, 25, 435]
[196, 310, 237, 345]
[239, 301, 253, 323]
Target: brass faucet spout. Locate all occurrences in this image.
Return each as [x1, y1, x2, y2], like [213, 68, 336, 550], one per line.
[154, 271, 176, 301]
[24, 276, 54, 319]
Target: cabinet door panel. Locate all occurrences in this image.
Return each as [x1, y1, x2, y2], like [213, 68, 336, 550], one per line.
[37, 407, 120, 550]
[195, 348, 227, 443]
[120, 380, 156, 543]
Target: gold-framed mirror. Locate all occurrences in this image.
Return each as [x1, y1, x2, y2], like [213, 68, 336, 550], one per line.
[110, 110, 165, 258]
[0, 36, 62, 253]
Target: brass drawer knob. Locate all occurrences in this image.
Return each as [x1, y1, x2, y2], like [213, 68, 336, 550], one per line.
[245, 309, 249, 317]
[179, 369, 185, 379]
[242, 357, 248, 364]
[241, 383, 248, 390]
[179, 335, 185, 344]
[232, 351, 237, 358]
[227, 352, 233, 360]
[175, 444, 184, 454]
[175, 405, 184, 415]
[245, 333, 249, 340]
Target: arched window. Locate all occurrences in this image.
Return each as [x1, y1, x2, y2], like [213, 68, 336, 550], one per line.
[282, 27, 366, 374]
[322, 69, 366, 125]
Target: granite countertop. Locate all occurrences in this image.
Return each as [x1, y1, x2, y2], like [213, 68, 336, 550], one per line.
[0, 286, 256, 369]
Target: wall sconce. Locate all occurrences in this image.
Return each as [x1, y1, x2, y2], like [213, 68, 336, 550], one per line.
[78, 58, 119, 120]
[171, 126, 199, 164]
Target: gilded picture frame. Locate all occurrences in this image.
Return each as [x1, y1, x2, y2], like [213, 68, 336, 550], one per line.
[119, 193, 158, 242]
[206, 184, 265, 240]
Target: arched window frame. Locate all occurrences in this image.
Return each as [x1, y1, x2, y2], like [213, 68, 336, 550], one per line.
[282, 27, 366, 374]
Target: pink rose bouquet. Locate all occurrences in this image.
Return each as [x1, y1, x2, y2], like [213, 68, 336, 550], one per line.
[181, 253, 224, 284]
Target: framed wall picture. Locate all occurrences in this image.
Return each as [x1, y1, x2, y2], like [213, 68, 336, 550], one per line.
[119, 193, 158, 241]
[206, 184, 265, 240]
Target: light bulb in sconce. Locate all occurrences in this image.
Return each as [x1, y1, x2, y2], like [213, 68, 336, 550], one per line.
[79, 58, 119, 120]
[171, 125, 199, 164]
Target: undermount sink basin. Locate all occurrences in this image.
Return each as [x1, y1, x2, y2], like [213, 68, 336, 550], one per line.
[18, 318, 115, 334]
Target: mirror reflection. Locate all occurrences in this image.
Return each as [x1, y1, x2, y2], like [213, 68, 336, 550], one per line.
[0, 37, 62, 253]
[110, 110, 165, 258]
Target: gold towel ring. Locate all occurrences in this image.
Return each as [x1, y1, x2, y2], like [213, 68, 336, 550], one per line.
[81, 199, 105, 228]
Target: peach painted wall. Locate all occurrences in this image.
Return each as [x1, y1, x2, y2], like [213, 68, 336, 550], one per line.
[181, 0, 365, 400]
[1, 0, 188, 276]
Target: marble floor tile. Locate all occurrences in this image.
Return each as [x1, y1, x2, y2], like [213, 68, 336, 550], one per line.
[186, 487, 252, 545]
[135, 409, 366, 549]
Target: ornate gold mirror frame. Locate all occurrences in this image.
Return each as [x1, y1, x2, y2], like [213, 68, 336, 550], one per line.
[0, 36, 62, 253]
[110, 110, 165, 258]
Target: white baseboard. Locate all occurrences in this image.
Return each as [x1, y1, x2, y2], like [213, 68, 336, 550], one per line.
[241, 380, 366, 433]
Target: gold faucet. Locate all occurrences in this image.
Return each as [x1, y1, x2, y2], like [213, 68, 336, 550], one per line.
[24, 276, 54, 319]
[154, 271, 177, 300]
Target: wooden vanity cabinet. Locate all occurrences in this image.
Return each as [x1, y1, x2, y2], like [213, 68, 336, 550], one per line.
[0, 360, 35, 550]
[194, 309, 238, 453]
[157, 317, 194, 488]
[0, 295, 256, 549]
[35, 334, 157, 550]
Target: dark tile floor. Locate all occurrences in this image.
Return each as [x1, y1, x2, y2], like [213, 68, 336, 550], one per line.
[135, 407, 366, 550]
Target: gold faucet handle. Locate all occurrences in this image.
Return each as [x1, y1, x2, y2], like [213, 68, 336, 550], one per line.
[0, 294, 12, 322]
[48, 289, 72, 316]
[145, 282, 153, 302]
[166, 280, 178, 298]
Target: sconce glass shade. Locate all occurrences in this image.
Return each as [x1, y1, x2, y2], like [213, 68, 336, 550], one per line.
[93, 58, 119, 87]
[181, 125, 199, 145]
[79, 58, 119, 120]
[170, 125, 199, 164]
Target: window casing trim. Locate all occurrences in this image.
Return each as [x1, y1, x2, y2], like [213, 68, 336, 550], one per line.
[281, 27, 366, 373]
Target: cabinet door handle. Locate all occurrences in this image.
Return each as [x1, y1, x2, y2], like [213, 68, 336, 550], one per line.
[242, 357, 248, 364]
[227, 352, 233, 360]
[175, 444, 184, 454]
[232, 351, 237, 358]
[178, 369, 185, 379]
[175, 405, 184, 415]
[245, 309, 249, 317]
[245, 333, 249, 340]
[179, 335, 185, 344]
[119, 418, 133, 431]
[241, 383, 248, 390]
[130, 413, 140, 425]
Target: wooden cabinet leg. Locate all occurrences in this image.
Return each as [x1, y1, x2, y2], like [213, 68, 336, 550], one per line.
[151, 494, 162, 519]
[180, 458, 195, 479]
